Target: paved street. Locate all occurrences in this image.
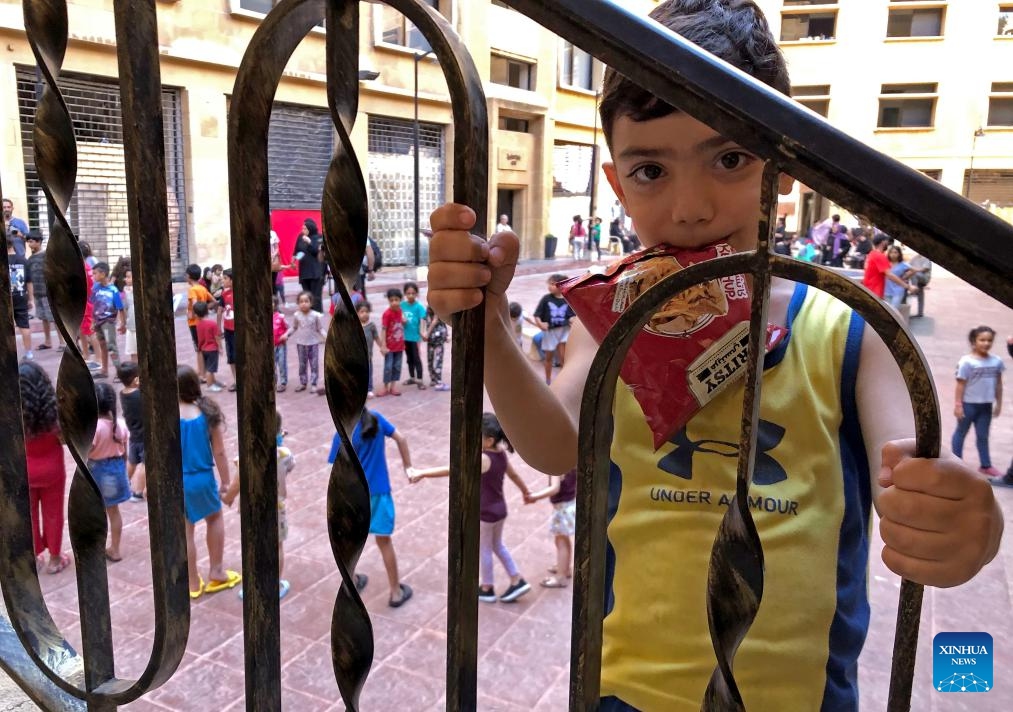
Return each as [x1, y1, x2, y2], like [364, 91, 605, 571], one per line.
[2, 259, 1011, 711]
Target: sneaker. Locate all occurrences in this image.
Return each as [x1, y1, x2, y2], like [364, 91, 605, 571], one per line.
[979, 466, 1003, 477]
[23, 351, 34, 361]
[989, 473, 1013, 488]
[129, 492, 145, 503]
[499, 578, 531, 603]
[434, 383, 450, 391]
[207, 384, 224, 393]
[478, 586, 497, 603]
[87, 360, 102, 371]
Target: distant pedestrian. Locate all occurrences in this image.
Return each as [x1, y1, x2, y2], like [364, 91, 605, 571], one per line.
[120, 267, 138, 362]
[25, 230, 60, 350]
[217, 268, 237, 391]
[569, 215, 587, 261]
[357, 301, 385, 398]
[410, 413, 532, 603]
[525, 468, 576, 589]
[533, 274, 575, 385]
[7, 231, 33, 360]
[3, 197, 28, 256]
[294, 219, 324, 311]
[194, 301, 223, 392]
[401, 282, 427, 389]
[424, 305, 449, 391]
[224, 409, 294, 600]
[90, 262, 125, 378]
[284, 291, 327, 393]
[380, 288, 406, 397]
[952, 326, 1004, 478]
[328, 409, 414, 608]
[185, 263, 214, 379]
[589, 216, 602, 258]
[90, 382, 130, 562]
[494, 214, 513, 234]
[117, 361, 146, 502]
[272, 296, 289, 392]
[19, 361, 69, 574]
[177, 365, 240, 599]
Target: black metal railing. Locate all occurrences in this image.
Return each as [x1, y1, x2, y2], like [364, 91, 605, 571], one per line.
[0, 0, 1009, 711]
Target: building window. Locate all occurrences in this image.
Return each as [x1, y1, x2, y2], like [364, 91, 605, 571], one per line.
[491, 54, 535, 91]
[499, 116, 530, 133]
[237, 0, 277, 12]
[791, 84, 830, 117]
[560, 41, 594, 91]
[886, 5, 944, 38]
[780, 3, 837, 41]
[878, 83, 937, 128]
[999, 5, 1013, 35]
[987, 82, 1013, 126]
[378, 0, 440, 51]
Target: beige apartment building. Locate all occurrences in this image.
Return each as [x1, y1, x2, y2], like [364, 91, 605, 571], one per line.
[0, 0, 655, 272]
[757, 0, 1013, 231]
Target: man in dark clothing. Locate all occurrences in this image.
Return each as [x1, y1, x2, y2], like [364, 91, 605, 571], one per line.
[3, 198, 28, 257]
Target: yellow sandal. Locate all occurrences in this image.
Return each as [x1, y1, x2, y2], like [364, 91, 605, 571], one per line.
[190, 577, 205, 600]
[205, 570, 242, 594]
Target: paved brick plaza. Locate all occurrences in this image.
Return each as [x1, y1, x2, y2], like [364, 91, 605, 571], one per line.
[2, 260, 1011, 711]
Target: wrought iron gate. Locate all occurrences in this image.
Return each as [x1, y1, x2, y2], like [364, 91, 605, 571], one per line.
[0, 1, 1010, 711]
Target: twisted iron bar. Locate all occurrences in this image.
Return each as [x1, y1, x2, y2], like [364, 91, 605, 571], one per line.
[701, 163, 780, 710]
[3, 1, 116, 708]
[321, 1, 374, 707]
[1, 3, 189, 710]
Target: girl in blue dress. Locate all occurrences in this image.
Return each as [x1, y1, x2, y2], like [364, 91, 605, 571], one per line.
[177, 365, 240, 599]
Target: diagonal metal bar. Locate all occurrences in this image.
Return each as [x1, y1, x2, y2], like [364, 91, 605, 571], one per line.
[502, 0, 1012, 308]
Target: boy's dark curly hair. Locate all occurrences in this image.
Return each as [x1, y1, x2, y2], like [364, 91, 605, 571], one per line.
[19, 362, 58, 437]
[599, 0, 790, 144]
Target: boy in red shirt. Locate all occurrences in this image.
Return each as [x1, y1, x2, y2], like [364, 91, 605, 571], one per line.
[194, 301, 222, 392]
[862, 234, 915, 300]
[217, 268, 237, 391]
[380, 288, 406, 396]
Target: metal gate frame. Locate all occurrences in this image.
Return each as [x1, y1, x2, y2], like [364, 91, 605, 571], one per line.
[0, 0, 1010, 711]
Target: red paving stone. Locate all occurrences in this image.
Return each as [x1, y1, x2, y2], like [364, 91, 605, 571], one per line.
[5, 259, 1013, 710]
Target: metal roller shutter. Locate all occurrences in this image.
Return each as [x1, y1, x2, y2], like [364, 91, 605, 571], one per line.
[367, 115, 445, 265]
[267, 102, 334, 209]
[16, 67, 190, 277]
[964, 169, 1013, 207]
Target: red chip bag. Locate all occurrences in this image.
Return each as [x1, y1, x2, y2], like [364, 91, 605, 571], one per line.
[560, 243, 786, 449]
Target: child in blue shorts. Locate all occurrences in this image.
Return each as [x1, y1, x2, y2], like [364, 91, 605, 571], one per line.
[328, 409, 414, 607]
[89, 382, 130, 562]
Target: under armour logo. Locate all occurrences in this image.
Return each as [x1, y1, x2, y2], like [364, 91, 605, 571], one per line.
[657, 420, 787, 485]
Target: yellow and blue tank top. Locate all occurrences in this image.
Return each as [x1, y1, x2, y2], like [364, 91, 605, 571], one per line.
[600, 284, 870, 711]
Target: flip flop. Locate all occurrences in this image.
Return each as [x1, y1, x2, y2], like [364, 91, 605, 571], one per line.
[388, 583, 413, 608]
[37, 343, 52, 350]
[190, 577, 205, 600]
[354, 573, 368, 593]
[105, 550, 122, 563]
[540, 576, 568, 589]
[204, 569, 242, 594]
[47, 553, 71, 575]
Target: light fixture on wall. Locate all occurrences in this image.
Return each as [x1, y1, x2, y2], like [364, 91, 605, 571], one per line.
[966, 126, 986, 199]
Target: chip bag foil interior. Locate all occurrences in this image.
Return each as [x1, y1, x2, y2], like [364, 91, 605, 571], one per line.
[559, 243, 786, 450]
